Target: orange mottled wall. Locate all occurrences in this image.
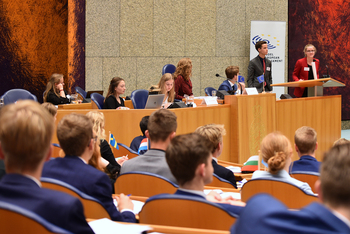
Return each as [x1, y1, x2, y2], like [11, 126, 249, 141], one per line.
[0, 0, 85, 102]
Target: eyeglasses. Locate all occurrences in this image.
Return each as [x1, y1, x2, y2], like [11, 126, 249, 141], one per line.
[92, 136, 98, 142]
[306, 50, 315, 53]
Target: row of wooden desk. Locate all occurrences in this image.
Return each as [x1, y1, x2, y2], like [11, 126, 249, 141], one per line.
[55, 94, 341, 163]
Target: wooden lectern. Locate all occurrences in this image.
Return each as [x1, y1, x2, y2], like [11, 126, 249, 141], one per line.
[271, 78, 345, 97]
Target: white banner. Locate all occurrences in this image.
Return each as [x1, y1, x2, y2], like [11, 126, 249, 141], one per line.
[250, 21, 286, 99]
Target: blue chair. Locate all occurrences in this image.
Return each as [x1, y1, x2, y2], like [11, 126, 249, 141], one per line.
[74, 86, 87, 98]
[162, 64, 176, 75]
[204, 87, 217, 96]
[238, 75, 245, 83]
[0, 201, 72, 234]
[91, 93, 105, 109]
[138, 194, 237, 230]
[130, 89, 149, 109]
[41, 177, 111, 219]
[207, 174, 237, 189]
[1, 89, 37, 105]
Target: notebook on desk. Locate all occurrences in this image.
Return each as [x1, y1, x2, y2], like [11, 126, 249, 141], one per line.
[144, 94, 165, 109]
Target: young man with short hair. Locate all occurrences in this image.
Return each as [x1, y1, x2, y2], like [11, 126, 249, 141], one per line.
[0, 101, 93, 233]
[121, 109, 177, 184]
[290, 126, 321, 173]
[42, 113, 136, 223]
[230, 143, 350, 234]
[218, 66, 246, 95]
[247, 40, 273, 93]
[129, 115, 149, 154]
[195, 124, 237, 188]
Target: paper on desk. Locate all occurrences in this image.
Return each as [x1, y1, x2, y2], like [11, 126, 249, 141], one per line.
[226, 166, 241, 173]
[204, 189, 241, 200]
[89, 218, 152, 234]
[113, 199, 145, 214]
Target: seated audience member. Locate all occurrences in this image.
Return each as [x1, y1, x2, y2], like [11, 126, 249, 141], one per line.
[42, 113, 136, 223]
[86, 111, 126, 178]
[43, 73, 71, 105]
[290, 126, 321, 174]
[230, 143, 350, 234]
[333, 138, 350, 146]
[218, 66, 246, 95]
[129, 115, 149, 154]
[195, 124, 237, 188]
[41, 102, 58, 120]
[174, 58, 193, 100]
[120, 109, 177, 184]
[0, 101, 93, 233]
[164, 133, 245, 214]
[251, 132, 314, 195]
[149, 73, 175, 108]
[103, 77, 126, 109]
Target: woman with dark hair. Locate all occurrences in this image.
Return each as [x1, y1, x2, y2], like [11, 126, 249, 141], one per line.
[251, 132, 314, 195]
[103, 77, 126, 109]
[43, 73, 71, 105]
[292, 44, 320, 97]
[174, 58, 193, 100]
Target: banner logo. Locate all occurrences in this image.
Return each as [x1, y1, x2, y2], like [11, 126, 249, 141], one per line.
[251, 35, 278, 50]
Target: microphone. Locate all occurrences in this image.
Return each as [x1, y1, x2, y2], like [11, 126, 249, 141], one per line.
[215, 73, 226, 79]
[326, 65, 330, 78]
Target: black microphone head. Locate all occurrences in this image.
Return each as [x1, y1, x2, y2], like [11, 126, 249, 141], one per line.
[313, 59, 316, 62]
[215, 74, 220, 77]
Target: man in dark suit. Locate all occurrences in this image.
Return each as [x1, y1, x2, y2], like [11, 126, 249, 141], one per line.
[120, 109, 178, 184]
[230, 142, 350, 234]
[195, 124, 237, 188]
[247, 40, 273, 93]
[218, 66, 246, 95]
[42, 113, 136, 223]
[290, 126, 321, 174]
[0, 101, 93, 233]
[165, 133, 245, 215]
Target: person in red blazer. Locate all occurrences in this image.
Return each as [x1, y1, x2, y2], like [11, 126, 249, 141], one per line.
[292, 44, 320, 97]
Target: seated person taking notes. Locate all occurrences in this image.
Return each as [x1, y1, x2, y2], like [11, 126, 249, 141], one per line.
[149, 73, 175, 108]
[42, 113, 136, 223]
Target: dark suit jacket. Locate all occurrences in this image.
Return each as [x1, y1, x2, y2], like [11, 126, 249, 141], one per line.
[42, 155, 136, 222]
[218, 80, 238, 94]
[212, 160, 237, 188]
[129, 135, 146, 153]
[247, 56, 272, 93]
[289, 155, 321, 174]
[292, 57, 320, 97]
[174, 189, 243, 216]
[0, 174, 93, 234]
[230, 194, 350, 234]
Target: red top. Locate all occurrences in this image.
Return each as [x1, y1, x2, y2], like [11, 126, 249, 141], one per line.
[174, 75, 193, 99]
[292, 57, 320, 97]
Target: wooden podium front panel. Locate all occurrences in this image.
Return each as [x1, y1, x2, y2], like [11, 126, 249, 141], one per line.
[54, 105, 233, 161]
[276, 95, 341, 162]
[225, 93, 276, 164]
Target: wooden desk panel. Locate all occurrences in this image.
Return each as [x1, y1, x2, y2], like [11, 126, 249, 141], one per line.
[54, 104, 233, 161]
[276, 95, 341, 162]
[57, 102, 92, 109]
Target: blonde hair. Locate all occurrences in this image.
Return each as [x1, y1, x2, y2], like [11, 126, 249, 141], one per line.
[174, 58, 192, 81]
[41, 102, 57, 117]
[0, 100, 54, 171]
[260, 132, 291, 175]
[303, 44, 317, 57]
[43, 73, 64, 102]
[195, 124, 226, 154]
[86, 111, 106, 140]
[158, 73, 175, 102]
[333, 138, 350, 147]
[294, 126, 317, 154]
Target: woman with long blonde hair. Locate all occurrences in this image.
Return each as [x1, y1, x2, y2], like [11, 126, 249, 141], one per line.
[251, 132, 314, 195]
[43, 73, 70, 105]
[174, 58, 193, 100]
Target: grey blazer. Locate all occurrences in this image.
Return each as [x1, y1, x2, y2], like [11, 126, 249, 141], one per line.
[120, 149, 177, 184]
[247, 56, 273, 93]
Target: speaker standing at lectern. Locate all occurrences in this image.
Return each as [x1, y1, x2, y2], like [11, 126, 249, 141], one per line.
[247, 41, 273, 93]
[292, 44, 320, 98]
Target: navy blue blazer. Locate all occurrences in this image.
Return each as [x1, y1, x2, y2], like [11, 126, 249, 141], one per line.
[218, 80, 238, 93]
[230, 194, 350, 234]
[290, 155, 321, 174]
[129, 135, 146, 153]
[0, 174, 93, 234]
[175, 189, 243, 216]
[212, 160, 237, 188]
[42, 155, 136, 223]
